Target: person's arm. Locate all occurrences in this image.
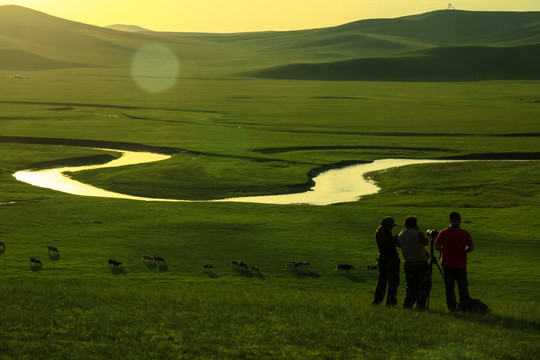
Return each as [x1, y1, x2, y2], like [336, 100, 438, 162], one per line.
[418, 231, 429, 246]
[465, 231, 474, 252]
[434, 232, 443, 251]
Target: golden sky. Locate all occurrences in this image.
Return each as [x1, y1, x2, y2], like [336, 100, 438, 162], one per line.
[4, 0, 540, 32]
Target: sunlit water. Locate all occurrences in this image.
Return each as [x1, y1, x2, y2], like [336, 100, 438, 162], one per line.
[13, 149, 177, 202]
[14, 149, 459, 205]
[218, 159, 458, 205]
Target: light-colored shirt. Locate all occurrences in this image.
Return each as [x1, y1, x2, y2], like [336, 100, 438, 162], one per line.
[398, 228, 428, 262]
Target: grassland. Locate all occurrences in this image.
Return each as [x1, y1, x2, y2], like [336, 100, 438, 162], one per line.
[1, 5, 540, 360]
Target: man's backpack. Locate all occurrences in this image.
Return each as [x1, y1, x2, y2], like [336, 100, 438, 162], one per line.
[458, 298, 490, 314]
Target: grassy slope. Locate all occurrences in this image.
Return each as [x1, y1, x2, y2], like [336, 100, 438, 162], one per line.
[246, 43, 540, 81]
[0, 5, 539, 359]
[3, 6, 540, 78]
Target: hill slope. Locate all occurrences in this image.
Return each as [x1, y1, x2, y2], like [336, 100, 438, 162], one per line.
[244, 43, 540, 81]
[1, 5, 540, 80]
[0, 49, 86, 70]
[106, 24, 153, 32]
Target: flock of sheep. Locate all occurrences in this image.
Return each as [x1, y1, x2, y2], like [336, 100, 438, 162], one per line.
[0, 242, 365, 275]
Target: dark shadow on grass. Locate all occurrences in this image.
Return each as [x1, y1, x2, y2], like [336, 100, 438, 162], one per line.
[48, 253, 60, 261]
[439, 152, 540, 160]
[254, 145, 450, 154]
[0, 100, 219, 114]
[204, 270, 220, 278]
[109, 267, 126, 275]
[337, 273, 366, 283]
[288, 270, 320, 278]
[432, 309, 540, 332]
[0, 135, 178, 155]
[158, 264, 168, 272]
[144, 262, 157, 270]
[233, 269, 256, 277]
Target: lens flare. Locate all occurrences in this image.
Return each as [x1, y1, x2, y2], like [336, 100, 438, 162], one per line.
[130, 43, 179, 93]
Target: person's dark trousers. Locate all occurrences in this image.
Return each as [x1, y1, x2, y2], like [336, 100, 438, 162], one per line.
[443, 267, 470, 311]
[373, 257, 400, 306]
[403, 261, 432, 309]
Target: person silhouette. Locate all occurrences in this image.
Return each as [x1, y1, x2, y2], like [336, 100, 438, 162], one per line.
[372, 217, 400, 306]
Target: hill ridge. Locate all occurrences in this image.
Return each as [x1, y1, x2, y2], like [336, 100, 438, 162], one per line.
[244, 43, 540, 81]
[2, 5, 540, 80]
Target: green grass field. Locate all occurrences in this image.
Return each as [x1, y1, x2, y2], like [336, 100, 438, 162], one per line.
[1, 6, 540, 359]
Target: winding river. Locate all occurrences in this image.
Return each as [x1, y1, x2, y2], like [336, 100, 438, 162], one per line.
[13, 149, 458, 205]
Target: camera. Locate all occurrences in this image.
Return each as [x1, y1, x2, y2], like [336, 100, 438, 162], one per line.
[426, 229, 439, 238]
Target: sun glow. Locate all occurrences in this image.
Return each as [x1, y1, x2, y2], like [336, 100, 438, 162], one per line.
[5, 0, 540, 32]
[130, 43, 179, 93]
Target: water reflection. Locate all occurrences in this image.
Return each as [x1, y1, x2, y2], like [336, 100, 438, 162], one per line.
[218, 159, 456, 205]
[13, 149, 456, 205]
[13, 149, 177, 202]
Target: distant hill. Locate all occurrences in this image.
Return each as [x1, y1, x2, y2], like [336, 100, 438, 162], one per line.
[244, 43, 540, 81]
[106, 24, 153, 32]
[0, 49, 85, 70]
[329, 10, 540, 46]
[0, 5, 148, 69]
[1, 5, 540, 80]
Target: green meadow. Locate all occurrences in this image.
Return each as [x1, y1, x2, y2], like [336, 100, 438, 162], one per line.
[1, 5, 539, 359]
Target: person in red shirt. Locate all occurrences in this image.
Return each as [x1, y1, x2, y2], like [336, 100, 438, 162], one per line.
[434, 212, 474, 311]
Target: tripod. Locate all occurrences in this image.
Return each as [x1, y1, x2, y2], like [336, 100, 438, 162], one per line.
[430, 237, 443, 277]
[426, 236, 443, 309]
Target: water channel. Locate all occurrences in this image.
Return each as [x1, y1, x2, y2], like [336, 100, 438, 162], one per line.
[13, 149, 459, 205]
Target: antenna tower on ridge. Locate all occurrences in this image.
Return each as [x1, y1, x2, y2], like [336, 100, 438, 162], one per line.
[447, 3, 456, 10]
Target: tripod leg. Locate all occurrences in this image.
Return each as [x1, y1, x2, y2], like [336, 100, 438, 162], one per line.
[436, 261, 443, 277]
[432, 257, 443, 277]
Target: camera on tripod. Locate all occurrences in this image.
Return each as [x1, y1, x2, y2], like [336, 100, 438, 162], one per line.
[426, 229, 439, 239]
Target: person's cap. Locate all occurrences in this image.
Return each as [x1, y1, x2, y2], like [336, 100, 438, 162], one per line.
[381, 216, 396, 227]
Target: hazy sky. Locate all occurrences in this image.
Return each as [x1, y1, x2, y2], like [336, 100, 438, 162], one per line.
[4, 0, 540, 32]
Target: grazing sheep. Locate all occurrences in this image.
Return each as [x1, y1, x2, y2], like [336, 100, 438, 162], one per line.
[154, 256, 166, 263]
[47, 246, 59, 255]
[30, 258, 42, 267]
[232, 260, 249, 271]
[142, 255, 154, 263]
[367, 265, 378, 271]
[202, 264, 214, 270]
[108, 259, 123, 268]
[250, 265, 260, 273]
[336, 264, 355, 273]
[286, 261, 310, 271]
[286, 261, 298, 270]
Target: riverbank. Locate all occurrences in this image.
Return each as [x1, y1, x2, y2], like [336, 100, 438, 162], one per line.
[6, 136, 540, 205]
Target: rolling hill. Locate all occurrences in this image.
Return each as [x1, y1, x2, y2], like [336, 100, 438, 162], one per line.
[244, 43, 540, 81]
[105, 24, 153, 32]
[1, 5, 540, 80]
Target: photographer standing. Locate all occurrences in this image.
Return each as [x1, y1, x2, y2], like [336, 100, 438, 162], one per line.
[372, 217, 400, 306]
[398, 216, 431, 309]
[434, 212, 474, 312]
